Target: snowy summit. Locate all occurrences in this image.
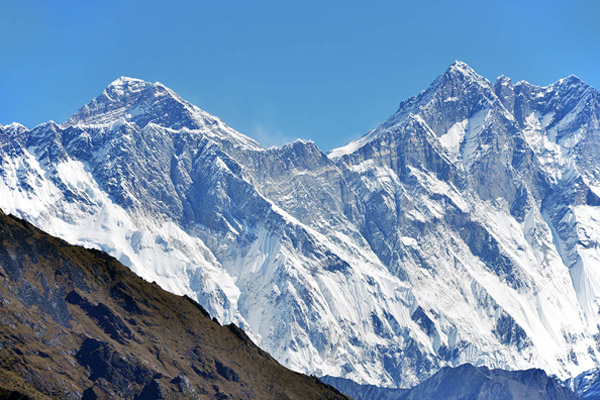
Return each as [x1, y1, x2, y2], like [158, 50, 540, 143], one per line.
[1, 61, 600, 389]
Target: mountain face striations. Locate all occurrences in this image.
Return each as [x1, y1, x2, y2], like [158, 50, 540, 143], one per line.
[1, 62, 600, 388]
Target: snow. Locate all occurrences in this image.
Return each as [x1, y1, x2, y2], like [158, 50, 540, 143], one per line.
[3, 63, 600, 389]
[3, 122, 27, 131]
[401, 236, 418, 247]
[460, 109, 489, 170]
[522, 112, 567, 183]
[0, 153, 248, 329]
[64, 77, 262, 152]
[328, 128, 378, 159]
[439, 119, 467, 156]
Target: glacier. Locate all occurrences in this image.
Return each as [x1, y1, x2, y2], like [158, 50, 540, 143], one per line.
[1, 61, 600, 388]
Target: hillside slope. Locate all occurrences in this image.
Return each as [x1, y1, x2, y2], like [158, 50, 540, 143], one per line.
[0, 209, 348, 400]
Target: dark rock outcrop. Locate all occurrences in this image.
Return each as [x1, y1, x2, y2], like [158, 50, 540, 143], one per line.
[0, 210, 348, 400]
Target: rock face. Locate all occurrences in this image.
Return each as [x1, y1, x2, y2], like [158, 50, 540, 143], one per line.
[568, 368, 600, 399]
[322, 364, 579, 400]
[400, 365, 579, 400]
[1, 62, 600, 388]
[0, 209, 348, 400]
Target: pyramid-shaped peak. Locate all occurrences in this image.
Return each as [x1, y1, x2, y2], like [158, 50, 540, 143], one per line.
[565, 74, 582, 82]
[448, 60, 474, 72]
[62, 77, 262, 150]
[443, 61, 487, 82]
[555, 74, 586, 87]
[65, 77, 188, 127]
[547, 74, 597, 98]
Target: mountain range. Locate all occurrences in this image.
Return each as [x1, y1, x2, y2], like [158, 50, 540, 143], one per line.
[1, 61, 599, 389]
[0, 209, 580, 399]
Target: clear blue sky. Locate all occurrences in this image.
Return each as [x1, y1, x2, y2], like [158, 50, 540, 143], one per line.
[1, 0, 599, 150]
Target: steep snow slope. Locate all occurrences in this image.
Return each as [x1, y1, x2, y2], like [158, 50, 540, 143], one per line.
[0, 79, 422, 386]
[327, 62, 600, 384]
[1, 64, 600, 388]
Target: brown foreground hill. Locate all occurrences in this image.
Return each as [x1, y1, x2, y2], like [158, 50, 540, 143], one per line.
[0, 210, 349, 400]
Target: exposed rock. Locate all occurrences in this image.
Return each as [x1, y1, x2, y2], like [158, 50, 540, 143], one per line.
[0, 210, 348, 400]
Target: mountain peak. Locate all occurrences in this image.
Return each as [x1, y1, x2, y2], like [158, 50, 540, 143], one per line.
[108, 76, 147, 86]
[554, 74, 589, 90]
[0, 122, 28, 142]
[448, 60, 473, 72]
[104, 76, 152, 96]
[62, 77, 262, 150]
[495, 75, 513, 85]
[64, 76, 190, 127]
[564, 74, 582, 83]
[101, 76, 179, 103]
[442, 60, 487, 84]
[329, 61, 491, 159]
[111, 76, 146, 84]
[1, 122, 27, 131]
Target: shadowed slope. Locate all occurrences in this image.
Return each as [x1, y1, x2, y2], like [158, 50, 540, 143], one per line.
[322, 364, 578, 400]
[0, 209, 349, 400]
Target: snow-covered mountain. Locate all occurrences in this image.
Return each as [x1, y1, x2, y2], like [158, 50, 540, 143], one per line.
[1, 62, 600, 388]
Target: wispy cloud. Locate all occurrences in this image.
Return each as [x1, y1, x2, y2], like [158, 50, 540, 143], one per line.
[251, 124, 296, 148]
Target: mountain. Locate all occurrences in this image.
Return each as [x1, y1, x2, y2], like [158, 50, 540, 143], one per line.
[322, 364, 578, 400]
[1, 62, 599, 388]
[568, 368, 600, 399]
[0, 208, 348, 399]
[320, 376, 406, 400]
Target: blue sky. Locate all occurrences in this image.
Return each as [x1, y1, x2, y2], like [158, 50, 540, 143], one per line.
[1, 0, 599, 150]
